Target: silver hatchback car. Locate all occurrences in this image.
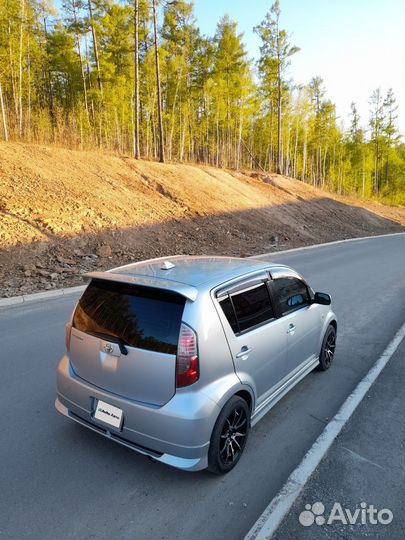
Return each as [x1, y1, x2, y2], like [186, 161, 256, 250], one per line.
[56, 255, 337, 474]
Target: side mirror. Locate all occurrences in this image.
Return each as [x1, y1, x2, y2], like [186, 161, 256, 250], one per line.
[314, 292, 331, 305]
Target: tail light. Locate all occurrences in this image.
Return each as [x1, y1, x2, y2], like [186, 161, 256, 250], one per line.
[65, 323, 72, 352]
[176, 323, 199, 388]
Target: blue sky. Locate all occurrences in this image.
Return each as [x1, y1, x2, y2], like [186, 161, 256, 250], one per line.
[193, 0, 405, 134]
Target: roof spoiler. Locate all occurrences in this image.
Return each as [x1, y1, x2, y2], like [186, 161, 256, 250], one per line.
[83, 271, 198, 302]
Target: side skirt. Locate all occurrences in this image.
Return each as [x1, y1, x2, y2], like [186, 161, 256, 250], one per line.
[250, 357, 319, 427]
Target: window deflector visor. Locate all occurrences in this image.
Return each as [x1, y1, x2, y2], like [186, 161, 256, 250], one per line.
[216, 273, 270, 299]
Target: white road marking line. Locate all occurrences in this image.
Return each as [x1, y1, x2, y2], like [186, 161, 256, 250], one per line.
[244, 323, 405, 540]
[252, 231, 404, 259]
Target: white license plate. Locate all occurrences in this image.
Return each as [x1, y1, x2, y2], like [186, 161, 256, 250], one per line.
[94, 400, 123, 429]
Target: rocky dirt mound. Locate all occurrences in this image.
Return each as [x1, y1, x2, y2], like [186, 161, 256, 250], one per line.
[0, 142, 404, 297]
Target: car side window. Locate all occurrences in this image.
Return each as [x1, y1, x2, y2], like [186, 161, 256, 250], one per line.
[272, 277, 310, 316]
[220, 282, 275, 334]
[219, 296, 239, 333]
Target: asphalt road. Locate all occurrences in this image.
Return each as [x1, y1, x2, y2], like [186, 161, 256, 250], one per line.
[0, 234, 404, 540]
[274, 339, 405, 540]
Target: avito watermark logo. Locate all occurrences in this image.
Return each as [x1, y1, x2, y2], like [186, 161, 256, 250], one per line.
[299, 501, 393, 527]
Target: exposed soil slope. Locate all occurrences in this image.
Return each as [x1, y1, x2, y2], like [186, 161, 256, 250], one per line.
[0, 142, 404, 297]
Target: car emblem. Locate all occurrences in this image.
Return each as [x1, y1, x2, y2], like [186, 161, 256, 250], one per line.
[103, 343, 114, 354]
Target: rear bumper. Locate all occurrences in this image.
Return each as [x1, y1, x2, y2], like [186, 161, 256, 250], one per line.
[56, 355, 220, 471]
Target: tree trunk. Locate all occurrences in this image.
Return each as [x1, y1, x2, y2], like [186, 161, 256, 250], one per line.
[27, 37, 31, 138]
[248, 124, 254, 169]
[285, 117, 290, 175]
[179, 113, 186, 161]
[72, 0, 89, 118]
[8, 22, 19, 128]
[152, 0, 165, 163]
[277, 80, 282, 174]
[168, 67, 182, 160]
[269, 104, 273, 171]
[133, 0, 140, 158]
[0, 80, 8, 141]
[293, 116, 298, 178]
[18, 0, 25, 137]
[145, 112, 150, 157]
[302, 122, 307, 181]
[88, 0, 103, 94]
[241, 138, 266, 173]
[204, 95, 209, 163]
[362, 151, 366, 197]
[274, 7, 282, 175]
[316, 145, 321, 186]
[236, 110, 243, 170]
[79, 109, 83, 148]
[43, 18, 56, 140]
[215, 109, 220, 167]
[374, 139, 379, 195]
[322, 147, 327, 187]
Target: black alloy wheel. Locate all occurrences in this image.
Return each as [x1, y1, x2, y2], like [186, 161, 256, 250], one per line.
[317, 324, 336, 371]
[208, 396, 250, 474]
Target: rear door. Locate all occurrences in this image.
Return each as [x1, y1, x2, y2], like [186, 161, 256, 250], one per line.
[270, 276, 322, 373]
[216, 277, 289, 405]
[69, 279, 185, 406]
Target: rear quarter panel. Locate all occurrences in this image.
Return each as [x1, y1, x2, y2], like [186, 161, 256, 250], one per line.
[181, 293, 254, 412]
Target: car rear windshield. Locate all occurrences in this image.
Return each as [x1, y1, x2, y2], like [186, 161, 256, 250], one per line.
[72, 279, 185, 354]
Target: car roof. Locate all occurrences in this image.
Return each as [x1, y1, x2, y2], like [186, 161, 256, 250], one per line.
[110, 255, 273, 285]
[85, 255, 294, 301]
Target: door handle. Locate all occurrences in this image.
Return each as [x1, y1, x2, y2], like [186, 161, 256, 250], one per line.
[287, 323, 296, 334]
[236, 346, 253, 359]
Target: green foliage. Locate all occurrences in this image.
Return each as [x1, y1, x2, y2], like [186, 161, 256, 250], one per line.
[0, 0, 403, 204]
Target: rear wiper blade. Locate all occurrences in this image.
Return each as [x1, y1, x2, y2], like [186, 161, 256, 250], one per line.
[90, 331, 129, 356]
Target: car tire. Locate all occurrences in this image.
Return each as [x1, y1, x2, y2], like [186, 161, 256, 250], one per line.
[317, 324, 336, 371]
[207, 395, 250, 475]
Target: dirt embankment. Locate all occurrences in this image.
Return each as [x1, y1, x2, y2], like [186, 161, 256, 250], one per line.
[0, 142, 404, 298]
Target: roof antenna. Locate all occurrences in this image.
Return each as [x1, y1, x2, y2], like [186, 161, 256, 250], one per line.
[161, 260, 176, 270]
